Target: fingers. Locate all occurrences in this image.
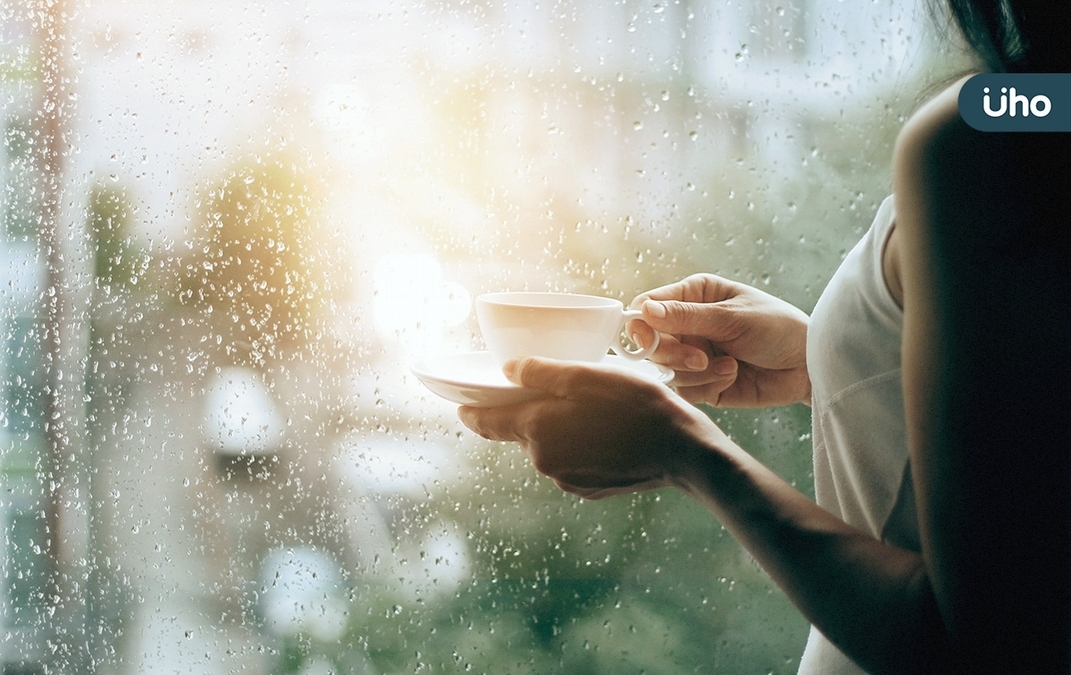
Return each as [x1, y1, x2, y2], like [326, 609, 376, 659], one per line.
[668, 353, 739, 390]
[501, 356, 582, 397]
[639, 272, 805, 343]
[632, 273, 741, 306]
[678, 361, 810, 408]
[504, 356, 644, 399]
[639, 297, 742, 345]
[457, 404, 528, 442]
[640, 331, 711, 373]
[458, 358, 647, 441]
[627, 317, 660, 355]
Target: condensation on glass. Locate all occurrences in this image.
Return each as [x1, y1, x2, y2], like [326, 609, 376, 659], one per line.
[0, 0, 946, 673]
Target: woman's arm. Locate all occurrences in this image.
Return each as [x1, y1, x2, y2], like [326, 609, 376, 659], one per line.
[894, 78, 1071, 671]
[461, 358, 949, 673]
[667, 410, 950, 674]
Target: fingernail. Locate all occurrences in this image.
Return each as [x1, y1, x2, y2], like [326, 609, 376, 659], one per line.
[644, 300, 666, 318]
[685, 354, 706, 371]
[502, 359, 519, 380]
[713, 359, 736, 376]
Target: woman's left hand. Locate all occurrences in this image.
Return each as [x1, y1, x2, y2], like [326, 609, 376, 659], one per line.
[457, 356, 717, 499]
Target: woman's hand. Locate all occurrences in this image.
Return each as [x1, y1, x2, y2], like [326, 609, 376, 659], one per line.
[629, 273, 811, 408]
[457, 321, 946, 675]
[457, 356, 720, 499]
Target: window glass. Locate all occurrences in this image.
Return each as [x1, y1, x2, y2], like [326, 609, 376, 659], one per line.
[1, 0, 962, 673]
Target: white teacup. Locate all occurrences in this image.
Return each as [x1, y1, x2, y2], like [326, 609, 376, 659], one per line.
[475, 292, 660, 366]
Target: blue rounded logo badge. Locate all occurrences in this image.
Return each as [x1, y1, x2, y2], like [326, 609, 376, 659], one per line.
[959, 73, 1071, 132]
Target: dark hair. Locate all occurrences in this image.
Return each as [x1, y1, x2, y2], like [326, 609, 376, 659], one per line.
[945, 0, 1071, 72]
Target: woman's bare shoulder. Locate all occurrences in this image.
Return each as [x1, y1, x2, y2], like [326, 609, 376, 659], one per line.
[893, 76, 995, 215]
[894, 74, 1069, 259]
[894, 76, 973, 161]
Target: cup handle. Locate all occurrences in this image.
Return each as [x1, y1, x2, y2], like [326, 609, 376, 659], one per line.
[612, 309, 660, 361]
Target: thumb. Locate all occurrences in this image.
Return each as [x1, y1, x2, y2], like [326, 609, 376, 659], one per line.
[641, 298, 738, 342]
[502, 357, 583, 398]
[504, 357, 639, 400]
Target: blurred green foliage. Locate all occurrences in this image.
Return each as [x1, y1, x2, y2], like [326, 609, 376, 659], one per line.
[87, 185, 150, 294]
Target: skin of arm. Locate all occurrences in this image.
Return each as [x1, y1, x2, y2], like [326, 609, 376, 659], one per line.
[893, 78, 1071, 671]
[461, 354, 949, 673]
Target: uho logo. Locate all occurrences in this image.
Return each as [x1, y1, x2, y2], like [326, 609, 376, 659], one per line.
[959, 73, 1071, 132]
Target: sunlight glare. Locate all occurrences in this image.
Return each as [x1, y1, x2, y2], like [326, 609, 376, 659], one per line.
[372, 252, 472, 358]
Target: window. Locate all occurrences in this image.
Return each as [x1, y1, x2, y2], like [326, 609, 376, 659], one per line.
[1, 0, 956, 673]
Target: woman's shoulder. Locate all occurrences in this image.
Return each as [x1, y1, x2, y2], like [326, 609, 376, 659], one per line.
[893, 75, 998, 205]
[895, 76, 973, 157]
[894, 72, 1071, 180]
[893, 74, 1070, 248]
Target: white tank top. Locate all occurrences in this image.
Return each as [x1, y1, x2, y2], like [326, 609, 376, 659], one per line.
[798, 195, 916, 674]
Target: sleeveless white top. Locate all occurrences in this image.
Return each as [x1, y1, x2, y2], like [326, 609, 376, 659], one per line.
[798, 195, 917, 674]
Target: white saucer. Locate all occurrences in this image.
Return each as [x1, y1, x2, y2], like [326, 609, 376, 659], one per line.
[411, 352, 674, 408]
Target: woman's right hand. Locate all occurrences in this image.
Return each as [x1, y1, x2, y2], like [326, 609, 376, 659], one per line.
[630, 273, 811, 408]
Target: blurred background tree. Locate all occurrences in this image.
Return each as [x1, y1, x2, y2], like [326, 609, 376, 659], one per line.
[87, 185, 150, 295]
[179, 158, 336, 361]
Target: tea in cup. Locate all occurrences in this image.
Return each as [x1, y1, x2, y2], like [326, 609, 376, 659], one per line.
[475, 291, 660, 366]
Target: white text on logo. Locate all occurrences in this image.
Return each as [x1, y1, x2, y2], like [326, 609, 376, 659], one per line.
[983, 87, 1053, 118]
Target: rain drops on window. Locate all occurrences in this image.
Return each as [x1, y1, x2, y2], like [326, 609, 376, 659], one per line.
[0, 0, 947, 673]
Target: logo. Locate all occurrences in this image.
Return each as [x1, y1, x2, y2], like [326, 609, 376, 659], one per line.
[959, 73, 1071, 132]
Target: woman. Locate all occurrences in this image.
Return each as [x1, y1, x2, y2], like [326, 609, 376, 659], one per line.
[459, 1, 1071, 672]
